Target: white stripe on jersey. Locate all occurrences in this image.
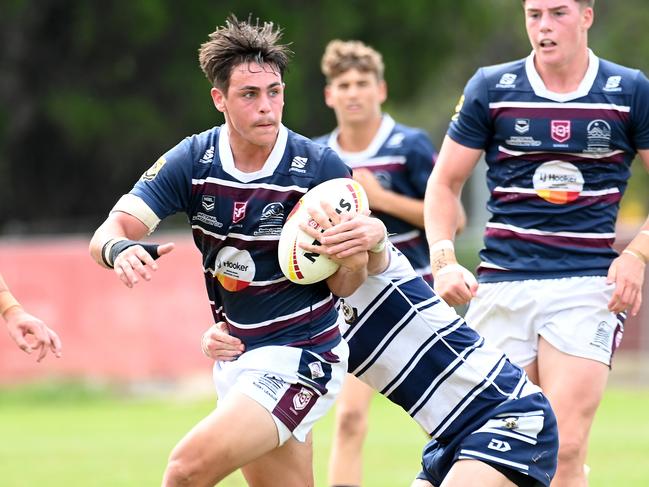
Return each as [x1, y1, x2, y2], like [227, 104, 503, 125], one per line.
[193, 224, 283, 242]
[498, 145, 626, 160]
[389, 229, 422, 244]
[493, 186, 620, 197]
[486, 222, 616, 240]
[478, 261, 509, 271]
[488, 101, 631, 113]
[191, 177, 308, 194]
[225, 295, 333, 329]
[348, 155, 407, 168]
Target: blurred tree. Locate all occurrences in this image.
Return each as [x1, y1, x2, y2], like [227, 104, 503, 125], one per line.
[0, 0, 647, 234]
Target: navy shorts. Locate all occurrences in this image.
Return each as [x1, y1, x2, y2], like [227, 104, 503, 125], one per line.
[417, 392, 558, 487]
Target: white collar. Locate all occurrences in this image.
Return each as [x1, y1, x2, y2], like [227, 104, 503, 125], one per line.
[525, 49, 599, 102]
[327, 114, 396, 163]
[218, 123, 288, 182]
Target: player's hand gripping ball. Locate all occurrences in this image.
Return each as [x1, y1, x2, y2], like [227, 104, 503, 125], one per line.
[278, 178, 369, 284]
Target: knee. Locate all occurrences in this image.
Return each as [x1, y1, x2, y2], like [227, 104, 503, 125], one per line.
[163, 457, 200, 487]
[336, 407, 369, 440]
[557, 437, 586, 467]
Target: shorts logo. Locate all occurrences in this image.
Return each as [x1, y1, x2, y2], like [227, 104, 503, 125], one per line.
[590, 321, 612, 351]
[292, 387, 314, 411]
[551, 120, 571, 143]
[308, 361, 324, 379]
[488, 439, 511, 452]
[202, 195, 215, 212]
[232, 201, 247, 223]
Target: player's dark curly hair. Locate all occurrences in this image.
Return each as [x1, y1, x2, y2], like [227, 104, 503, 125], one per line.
[198, 14, 293, 92]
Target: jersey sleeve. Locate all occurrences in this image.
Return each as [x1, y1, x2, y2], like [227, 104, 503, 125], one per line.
[446, 68, 492, 149]
[405, 132, 436, 196]
[122, 139, 193, 230]
[312, 147, 353, 186]
[631, 70, 649, 150]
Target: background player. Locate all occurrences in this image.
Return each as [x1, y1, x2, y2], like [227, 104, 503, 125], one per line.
[89, 15, 372, 487]
[315, 39, 465, 487]
[1, 272, 61, 362]
[424, 1, 649, 484]
[202, 206, 559, 487]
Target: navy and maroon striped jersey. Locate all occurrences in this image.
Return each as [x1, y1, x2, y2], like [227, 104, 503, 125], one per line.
[448, 51, 649, 282]
[315, 115, 436, 283]
[122, 124, 352, 352]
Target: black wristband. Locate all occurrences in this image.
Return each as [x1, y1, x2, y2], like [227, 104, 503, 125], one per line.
[108, 239, 160, 267]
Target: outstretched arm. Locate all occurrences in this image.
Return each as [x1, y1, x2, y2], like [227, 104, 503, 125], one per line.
[1, 273, 62, 361]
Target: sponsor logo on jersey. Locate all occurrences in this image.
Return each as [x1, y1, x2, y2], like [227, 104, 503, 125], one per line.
[603, 75, 622, 92]
[340, 300, 358, 324]
[532, 160, 584, 204]
[505, 136, 542, 147]
[292, 387, 314, 411]
[550, 120, 571, 143]
[192, 212, 223, 228]
[488, 439, 512, 452]
[254, 202, 284, 236]
[232, 201, 248, 223]
[451, 94, 465, 122]
[590, 321, 612, 351]
[514, 118, 530, 134]
[386, 133, 405, 148]
[308, 361, 325, 379]
[141, 157, 166, 182]
[199, 146, 215, 164]
[374, 171, 392, 189]
[254, 374, 286, 400]
[214, 246, 255, 291]
[585, 119, 612, 153]
[202, 195, 215, 211]
[496, 73, 517, 88]
[290, 156, 308, 173]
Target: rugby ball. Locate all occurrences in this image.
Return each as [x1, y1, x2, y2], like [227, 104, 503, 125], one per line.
[278, 178, 369, 285]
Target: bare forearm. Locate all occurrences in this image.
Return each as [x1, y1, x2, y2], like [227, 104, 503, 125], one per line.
[327, 265, 368, 298]
[424, 180, 462, 244]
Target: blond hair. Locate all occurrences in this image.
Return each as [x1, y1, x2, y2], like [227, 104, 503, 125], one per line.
[321, 40, 384, 83]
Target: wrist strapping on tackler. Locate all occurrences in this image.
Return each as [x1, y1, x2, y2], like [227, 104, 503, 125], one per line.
[102, 239, 161, 268]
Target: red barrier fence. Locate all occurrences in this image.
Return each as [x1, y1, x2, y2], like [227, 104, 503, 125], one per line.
[0, 234, 647, 384]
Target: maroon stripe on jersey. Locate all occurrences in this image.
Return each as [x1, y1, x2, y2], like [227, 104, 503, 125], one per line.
[491, 190, 622, 206]
[356, 163, 406, 172]
[288, 326, 340, 348]
[496, 150, 626, 165]
[272, 383, 318, 433]
[486, 227, 615, 249]
[394, 235, 424, 250]
[476, 265, 509, 276]
[191, 181, 305, 202]
[226, 299, 335, 338]
[490, 107, 630, 123]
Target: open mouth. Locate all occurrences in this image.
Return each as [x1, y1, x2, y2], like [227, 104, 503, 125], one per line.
[539, 39, 557, 48]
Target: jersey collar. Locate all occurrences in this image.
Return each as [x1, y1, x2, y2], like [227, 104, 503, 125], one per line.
[327, 114, 396, 164]
[525, 49, 599, 102]
[218, 123, 288, 182]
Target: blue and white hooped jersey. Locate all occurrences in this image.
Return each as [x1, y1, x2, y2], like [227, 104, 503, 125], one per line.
[315, 114, 436, 282]
[338, 245, 540, 441]
[114, 124, 351, 353]
[448, 50, 649, 282]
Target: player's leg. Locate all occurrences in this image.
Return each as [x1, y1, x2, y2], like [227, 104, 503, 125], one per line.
[536, 337, 608, 487]
[441, 460, 517, 487]
[328, 374, 374, 487]
[162, 390, 280, 487]
[241, 433, 314, 487]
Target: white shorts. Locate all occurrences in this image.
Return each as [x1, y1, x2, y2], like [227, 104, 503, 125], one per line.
[213, 340, 349, 444]
[465, 276, 624, 367]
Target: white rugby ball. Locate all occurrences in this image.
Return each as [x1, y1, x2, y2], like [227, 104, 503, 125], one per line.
[278, 178, 369, 285]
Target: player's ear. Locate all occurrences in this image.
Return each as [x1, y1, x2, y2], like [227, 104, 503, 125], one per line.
[211, 87, 226, 113]
[324, 85, 335, 108]
[378, 79, 388, 104]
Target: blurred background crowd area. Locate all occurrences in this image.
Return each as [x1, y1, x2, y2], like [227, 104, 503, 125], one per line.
[1, 0, 648, 236]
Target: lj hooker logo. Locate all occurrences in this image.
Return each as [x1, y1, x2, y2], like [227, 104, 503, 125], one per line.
[214, 246, 255, 292]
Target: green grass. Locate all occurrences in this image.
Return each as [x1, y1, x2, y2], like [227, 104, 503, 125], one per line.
[0, 384, 647, 486]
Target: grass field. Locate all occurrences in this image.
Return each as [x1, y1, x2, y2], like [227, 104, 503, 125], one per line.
[0, 383, 647, 486]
